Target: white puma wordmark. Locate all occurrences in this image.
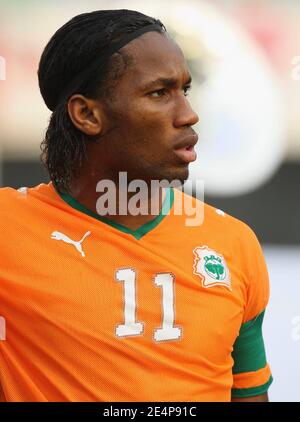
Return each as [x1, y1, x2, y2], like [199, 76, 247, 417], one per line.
[51, 231, 91, 257]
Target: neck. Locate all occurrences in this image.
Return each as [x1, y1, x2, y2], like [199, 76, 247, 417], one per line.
[67, 176, 166, 232]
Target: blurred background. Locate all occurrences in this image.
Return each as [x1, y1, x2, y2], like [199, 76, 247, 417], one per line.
[0, 0, 299, 401]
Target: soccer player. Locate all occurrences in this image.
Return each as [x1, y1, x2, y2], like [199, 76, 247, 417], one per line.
[0, 10, 272, 402]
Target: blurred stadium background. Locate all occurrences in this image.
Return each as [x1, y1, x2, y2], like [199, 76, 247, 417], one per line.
[0, 0, 299, 401]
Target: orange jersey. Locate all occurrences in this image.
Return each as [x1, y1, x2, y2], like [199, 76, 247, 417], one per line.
[0, 183, 272, 401]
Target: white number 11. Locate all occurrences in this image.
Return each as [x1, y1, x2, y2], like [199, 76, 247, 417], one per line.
[115, 269, 182, 342]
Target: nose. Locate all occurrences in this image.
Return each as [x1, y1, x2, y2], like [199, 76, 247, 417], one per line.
[173, 95, 199, 128]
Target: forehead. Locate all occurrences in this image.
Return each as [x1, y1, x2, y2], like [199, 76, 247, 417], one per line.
[121, 31, 191, 87]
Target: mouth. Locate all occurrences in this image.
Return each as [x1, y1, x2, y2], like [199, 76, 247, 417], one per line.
[173, 134, 198, 164]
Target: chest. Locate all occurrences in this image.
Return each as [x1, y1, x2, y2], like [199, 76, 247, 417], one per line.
[1, 229, 246, 363]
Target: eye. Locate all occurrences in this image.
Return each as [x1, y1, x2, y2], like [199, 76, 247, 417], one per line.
[148, 85, 192, 99]
[149, 88, 167, 98]
[183, 85, 191, 97]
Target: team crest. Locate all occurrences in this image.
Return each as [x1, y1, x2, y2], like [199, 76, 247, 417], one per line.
[193, 246, 231, 290]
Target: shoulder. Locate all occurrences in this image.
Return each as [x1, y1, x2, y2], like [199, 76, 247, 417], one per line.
[203, 199, 264, 266]
[0, 184, 54, 220]
[0, 185, 30, 205]
[0, 186, 29, 224]
[0, 186, 23, 206]
[0, 183, 54, 202]
[174, 187, 257, 243]
[204, 200, 258, 245]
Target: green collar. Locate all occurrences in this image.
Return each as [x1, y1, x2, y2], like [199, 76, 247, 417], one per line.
[55, 186, 174, 240]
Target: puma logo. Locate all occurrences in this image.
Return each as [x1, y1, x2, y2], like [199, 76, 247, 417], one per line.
[51, 230, 91, 257]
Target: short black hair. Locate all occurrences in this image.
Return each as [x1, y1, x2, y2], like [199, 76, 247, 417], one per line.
[38, 9, 166, 193]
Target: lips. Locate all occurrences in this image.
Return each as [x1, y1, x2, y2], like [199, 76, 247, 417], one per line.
[173, 134, 198, 164]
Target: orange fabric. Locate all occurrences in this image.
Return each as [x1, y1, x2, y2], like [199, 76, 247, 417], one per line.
[233, 364, 272, 389]
[0, 183, 270, 401]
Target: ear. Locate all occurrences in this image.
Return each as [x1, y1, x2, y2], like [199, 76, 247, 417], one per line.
[67, 94, 103, 136]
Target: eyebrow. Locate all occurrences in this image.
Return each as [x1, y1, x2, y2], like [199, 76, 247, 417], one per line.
[140, 75, 192, 92]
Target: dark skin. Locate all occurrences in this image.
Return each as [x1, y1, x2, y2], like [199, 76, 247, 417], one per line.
[67, 31, 198, 230]
[67, 32, 269, 402]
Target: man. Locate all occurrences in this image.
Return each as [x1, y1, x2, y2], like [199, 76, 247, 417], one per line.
[0, 9, 272, 401]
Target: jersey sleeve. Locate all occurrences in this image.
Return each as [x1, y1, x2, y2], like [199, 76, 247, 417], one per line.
[231, 224, 273, 398]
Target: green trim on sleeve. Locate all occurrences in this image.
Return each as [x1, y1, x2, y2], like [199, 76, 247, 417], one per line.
[232, 310, 267, 374]
[231, 375, 273, 398]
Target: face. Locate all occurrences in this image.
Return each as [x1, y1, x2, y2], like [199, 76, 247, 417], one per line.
[90, 31, 199, 185]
